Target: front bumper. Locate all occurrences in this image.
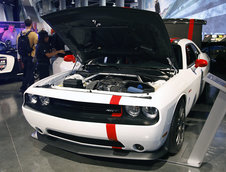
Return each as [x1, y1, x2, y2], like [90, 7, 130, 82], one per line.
[35, 131, 168, 160]
[23, 105, 167, 152]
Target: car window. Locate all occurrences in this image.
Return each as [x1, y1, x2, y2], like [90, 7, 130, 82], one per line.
[172, 44, 182, 69]
[0, 42, 6, 51]
[186, 44, 199, 67]
[190, 44, 200, 58]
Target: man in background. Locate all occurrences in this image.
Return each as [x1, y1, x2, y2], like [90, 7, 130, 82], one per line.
[17, 18, 38, 93]
[2, 25, 17, 48]
[155, 0, 161, 14]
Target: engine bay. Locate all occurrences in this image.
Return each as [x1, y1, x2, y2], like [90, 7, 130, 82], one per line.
[62, 72, 167, 93]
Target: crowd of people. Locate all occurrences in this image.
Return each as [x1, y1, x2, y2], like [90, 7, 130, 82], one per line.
[2, 19, 66, 93]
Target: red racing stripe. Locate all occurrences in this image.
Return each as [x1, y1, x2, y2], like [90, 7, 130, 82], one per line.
[188, 19, 195, 40]
[110, 95, 121, 105]
[106, 124, 118, 141]
[112, 146, 122, 150]
[107, 96, 122, 149]
[106, 124, 122, 149]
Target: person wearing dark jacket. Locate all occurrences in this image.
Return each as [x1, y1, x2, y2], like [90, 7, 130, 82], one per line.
[36, 30, 65, 79]
[155, 0, 160, 14]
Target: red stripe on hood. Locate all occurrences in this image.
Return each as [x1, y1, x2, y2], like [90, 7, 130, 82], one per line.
[110, 95, 121, 105]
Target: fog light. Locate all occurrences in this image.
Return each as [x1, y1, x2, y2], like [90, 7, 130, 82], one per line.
[39, 96, 50, 106]
[133, 144, 144, 151]
[28, 94, 38, 104]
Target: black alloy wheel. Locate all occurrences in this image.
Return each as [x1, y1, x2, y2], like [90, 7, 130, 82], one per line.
[168, 99, 186, 154]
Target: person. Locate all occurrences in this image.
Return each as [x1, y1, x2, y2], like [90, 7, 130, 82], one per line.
[17, 18, 38, 93]
[49, 30, 65, 73]
[0, 27, 5, 41]
[1, 25, 17, 48]
[50, 30, 65, 51]
[36, 30, 65, 79]
[155, 0, 160, 14]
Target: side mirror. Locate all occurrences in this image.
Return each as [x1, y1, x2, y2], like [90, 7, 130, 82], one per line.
[64, 55, 76, 63]
[195, 59, 208, 68]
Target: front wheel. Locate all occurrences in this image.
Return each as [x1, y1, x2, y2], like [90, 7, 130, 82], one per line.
[168, 99, 186, 154]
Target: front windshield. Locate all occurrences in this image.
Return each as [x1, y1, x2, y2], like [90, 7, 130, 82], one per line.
[87, 55, 170, 69]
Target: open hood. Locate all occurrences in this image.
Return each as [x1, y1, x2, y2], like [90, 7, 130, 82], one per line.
[42, 7, 175, 66]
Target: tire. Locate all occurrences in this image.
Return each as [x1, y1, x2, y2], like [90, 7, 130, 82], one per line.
[168, 99, 186, 154]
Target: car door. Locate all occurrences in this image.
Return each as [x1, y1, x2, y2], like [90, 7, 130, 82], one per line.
[184, 43, 202, 112]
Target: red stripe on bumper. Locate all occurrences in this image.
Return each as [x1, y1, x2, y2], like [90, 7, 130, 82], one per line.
[188, 19, 195, 40]
[107, 96, 122, 149]
[106, 124, 122, 149]
[110, 95, 121, 105]
[106, 124, 118, 141]
[112, 146, 122, 149]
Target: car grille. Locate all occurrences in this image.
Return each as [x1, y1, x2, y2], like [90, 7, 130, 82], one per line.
[25, 94, 158, 125]
[47, 129, 124, 148]
[53, 98, 122, 114]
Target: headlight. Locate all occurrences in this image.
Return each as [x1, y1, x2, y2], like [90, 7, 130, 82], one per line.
[125, 106, 141, 117]
[28, 94, 38, 104]
[39, 96, 50, 106]
[142, 107, 159, 119]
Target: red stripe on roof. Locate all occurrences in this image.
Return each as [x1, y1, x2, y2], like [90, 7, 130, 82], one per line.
[188, 19, 195, 40]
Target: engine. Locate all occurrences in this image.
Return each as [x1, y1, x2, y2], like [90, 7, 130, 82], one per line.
[63, 73, 161, 93]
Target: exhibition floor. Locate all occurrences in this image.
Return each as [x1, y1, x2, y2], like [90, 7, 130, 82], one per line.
[0, 80, 225, 172]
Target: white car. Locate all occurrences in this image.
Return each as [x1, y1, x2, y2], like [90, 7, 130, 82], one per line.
[22, 7, 209, 159]
[0, 41, 23, 80]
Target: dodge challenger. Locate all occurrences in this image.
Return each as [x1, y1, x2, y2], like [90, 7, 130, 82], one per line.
[22, 7, 209, 160]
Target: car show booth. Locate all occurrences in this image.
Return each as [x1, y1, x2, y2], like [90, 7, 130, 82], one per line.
[0, 0, 225, 172]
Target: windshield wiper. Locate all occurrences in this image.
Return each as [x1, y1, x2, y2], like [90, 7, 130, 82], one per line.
[85, 64, 120, 70]
[116, 65, 173, 78]
[36, 84, 52, 88]
[140, 73, 169, 81]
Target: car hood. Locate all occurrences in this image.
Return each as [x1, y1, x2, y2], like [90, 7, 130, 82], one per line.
[42, 7, 175, 66]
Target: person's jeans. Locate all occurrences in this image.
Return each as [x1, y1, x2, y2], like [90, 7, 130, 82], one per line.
[20, 57, 35, 92]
